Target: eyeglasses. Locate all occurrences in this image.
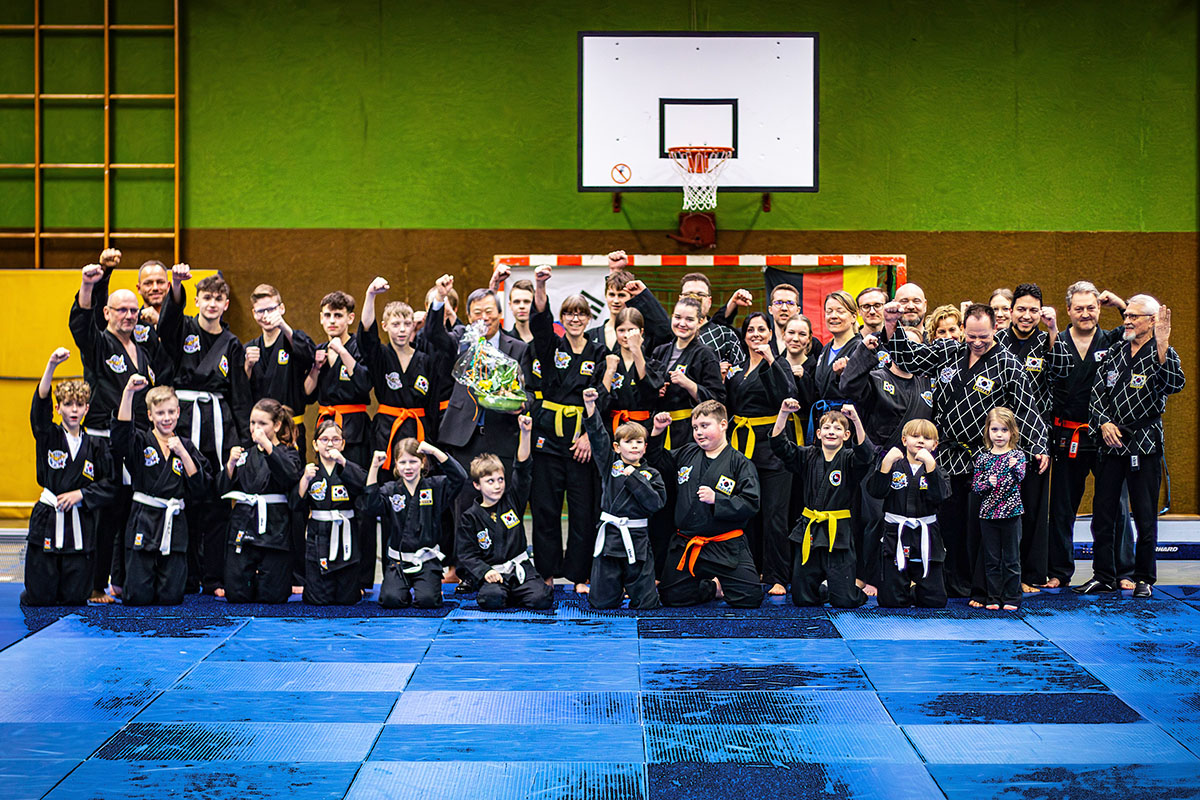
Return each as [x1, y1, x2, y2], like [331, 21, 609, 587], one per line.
[316, 436, 344, 444]
[771, 299, 797, 307]
[561, 311, 590, 320]
[679, 291, 710, 300]
[1122, 312, 1154, 320]
[859, 303, 885, 312]
[108, 306, 139, 315]
[252, 304, 281, 317]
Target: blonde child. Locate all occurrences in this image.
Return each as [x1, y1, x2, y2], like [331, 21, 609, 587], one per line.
[971, 407, 1027, 610]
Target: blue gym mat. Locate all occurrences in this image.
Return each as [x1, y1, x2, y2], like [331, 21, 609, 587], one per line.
[5, 583, 1200, 799]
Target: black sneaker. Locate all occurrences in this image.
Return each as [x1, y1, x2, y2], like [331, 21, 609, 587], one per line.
[1133, 582, 1152, 598]
[455, 577, 479, 594]
[1072, 578, 1117, 595]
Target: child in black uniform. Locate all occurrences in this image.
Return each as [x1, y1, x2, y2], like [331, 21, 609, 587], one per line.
[298, 419, 367, 605]
[366, 437, 467, 609]
[219, 398, 302, 603]
[582, 387, 666, 609]
[25, 347, 117, 606]
[770, 399, 871, 608]
[113, 376, 210, 606]
[455, 415, 553, 610]
[867, 418, 950, 608]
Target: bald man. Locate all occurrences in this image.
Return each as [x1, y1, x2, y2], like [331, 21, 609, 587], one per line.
[89, 250, 169, 373]
[893, 283, 928, 336]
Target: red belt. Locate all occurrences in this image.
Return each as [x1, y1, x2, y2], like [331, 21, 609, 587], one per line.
[376, 405, 427, 469]
[676, 529, 744, 576]
[611, 409, 651, 435]
[317, 404, 368, 430]
[1054, 417, 1088, 459]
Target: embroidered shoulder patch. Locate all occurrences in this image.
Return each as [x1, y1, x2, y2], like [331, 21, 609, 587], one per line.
[919, 476, 928, 490]
[309, 479, 327, 501]
[677, 465, 692, 485]
[1025, 356, 1044, 372]
[218, 355, 229, 377]
[1130, 374, 1147, 389]
[339, 364, 351, 382]
[331, 484, 349, 501]
[171, 457, 182, 475]
[890, 471, 908, 490]
[235, 450, 248, 467]
[973, 375, 995, 394]
[532, 358, 542, 378]
[105, 354, 128, 373]
[536, 436, 545, 449]
[639, 469, 653, 481]
[390, 494, 405, 512]
[143, 447, 160, 467]
[611, 460, 625, 478]
[183, 334, 201, 354]
[580, 360, 595, 376]
[385, 372, 402, 390]
[939, 366, 957, 384]
[133, 324, 150, 343]
[476, 530, 492, 548]
[829, 469, 843, 487]
[47, 450, 68, 469]
[882, 380, 896, 396]
[611, 372, 624, 389]
[921, 390, 934, 407]
[554, 350, 571, 369]
[82, 459, 95, 479]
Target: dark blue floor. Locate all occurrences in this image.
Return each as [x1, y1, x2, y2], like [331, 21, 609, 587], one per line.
[3, 584, 1200, 799]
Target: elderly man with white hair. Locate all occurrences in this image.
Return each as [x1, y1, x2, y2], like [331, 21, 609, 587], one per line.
[1075, 294, 1184, 597]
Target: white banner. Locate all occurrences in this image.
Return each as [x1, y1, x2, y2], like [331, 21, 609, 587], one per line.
[499, 263, 610, 328]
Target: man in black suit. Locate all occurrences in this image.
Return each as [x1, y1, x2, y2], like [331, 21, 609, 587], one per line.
[425, 274, 535, 589]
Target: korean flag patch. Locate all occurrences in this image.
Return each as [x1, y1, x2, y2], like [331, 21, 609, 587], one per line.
[939, 366, 957, 384]
[536, 436, 545, 449]
[390, 494, 405, 512]
[829, 470, 843, 487]
[476, 530, 492, 549]
[1094, 349, 1108, 362]
[882, 380, 896, 396]
[385, 372, 402, 390]
[320, 557, 329, 570]
[501, 509, 520, 528]
[532, 359, 542, 378]
[331, 484, 349, 501]
[715, 475, 735, 495]
[277, 349, 290, 365]
[218, 355, 229, 377]
[105, 354, 128, 373]
[171, 457, 182, 475]
[973, 375, 995, 395]
[611, 372, 624, 389]
[133, 323, 150, 343]
[1025, 356, 1044, 372]
[1130, 374, 1147, 389]
[414, 375, 429, 394]
[143, 446, 160, 467]
[82, 459, 95, 479]
[134, 532, 144, 547]
[419, 489, 433, 506]
[677, 465, 693, 485]
[310, 479, 327, 501]
[580, 360, 595, 376]
[47, 450, 68, 470]
[919, 476, 929, 490]
[183, 334, 201, 354]
[339, 364, 351, 382]
[921, 390, 934, 407]
[43, 537, 52, 551]
[554, 350, 571, 370]
[890, 471, 908, 490]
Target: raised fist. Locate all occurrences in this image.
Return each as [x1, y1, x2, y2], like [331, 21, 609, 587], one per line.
[518, 414, 533, 432]
[172, 262, 192, 282]
[780, 398, 801, 414]
[607, 250, 629, 271]
[534, 265, 552, 283]
[582, 387, 599, 403]
[367, 276, 390, 296]
[624, 280, 646, 297]
[125, 374, 149, 393]
[49, 347, 71, 365]
[371, 450, 387, 469]
[99, 248, 121, 268]
[244, 346, 261, 368]
[81, 264, 105, 285]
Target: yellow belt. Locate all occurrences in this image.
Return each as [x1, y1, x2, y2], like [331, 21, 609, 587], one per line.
[662, 408, 693, 451]
[292, 415, 305, 426]
[729, 414, 778, 459]
[541, 400, 583, 441]
[799, 507, 851, 565]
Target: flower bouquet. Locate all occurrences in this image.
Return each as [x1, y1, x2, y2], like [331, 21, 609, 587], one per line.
[452, 321, 527, 413]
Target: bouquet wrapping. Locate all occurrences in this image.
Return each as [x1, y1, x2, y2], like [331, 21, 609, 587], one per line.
[452, 321, 527, 413]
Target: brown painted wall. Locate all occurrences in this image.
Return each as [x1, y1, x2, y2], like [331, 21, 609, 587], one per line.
[6, 228, 1196, 512]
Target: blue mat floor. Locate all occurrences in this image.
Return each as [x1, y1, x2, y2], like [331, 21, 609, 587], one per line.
[3, 584, 1200, 799]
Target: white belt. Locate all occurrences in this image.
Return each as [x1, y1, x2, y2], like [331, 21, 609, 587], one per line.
[38, 487, 82, 550]
[885, 512, 938, 579]
[311, 508, 354, 562]
[387, 545, 445, 574]
[222, 491, 288, 535]
[83, 427, 132, 485]
[175, 389, 225, 458]
[491, 550, 531, 584]
[595, 511, 647, 565]
[132, 491, 186, 555]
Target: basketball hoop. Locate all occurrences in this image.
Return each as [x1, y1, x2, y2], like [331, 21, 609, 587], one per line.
[667, 146, 733, 211]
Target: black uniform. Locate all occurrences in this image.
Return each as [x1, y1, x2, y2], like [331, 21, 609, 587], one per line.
[1088, 335, 1185, 587]
[696, 319, 747, 369]
[770, 433, 872, 608]
[724, 357, 797, 586]
[583, 411, 667, 609]
[649, 339, 725, 451]
[797, 335, 862, 442]
[866, 459, 951, 608]
[111, 419, 210, 606]
[601, 351, 659, 432]
[647, 437, 763, 609]
[219, 444, 302, 604]
[311, 336, 373, 467]
[585, 291, 673, 357]
[359, 320, 440, 457]
[25, 391, 118, 606]
[528, 306, 605, 584]
[456, 456, 553, 610]
[888, 335, 1048, 597]
[298, 460, 367, 606]
[366, 457, 468, 609]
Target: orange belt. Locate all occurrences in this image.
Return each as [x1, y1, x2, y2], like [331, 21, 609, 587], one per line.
[376, 404, 427, 469]
[439, 399, 449, 411]
[611, 409, 651, 435]
[676, 528, 744, 576]
[1054, 417, 1089, 459]
[317, 404, 368, 430]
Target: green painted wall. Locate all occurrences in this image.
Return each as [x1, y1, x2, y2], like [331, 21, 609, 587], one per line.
[1, 0, 1195, 232]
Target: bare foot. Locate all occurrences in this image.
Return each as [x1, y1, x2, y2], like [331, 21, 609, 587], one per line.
[862, 583, 878, 597]
[442, 565, 460, 584]
[1119, 579, 1136, 590]
[574, 583, 590, 595]
[1021, 583, 1041, 594]
[544, 577, 553, 587]
[986, 603, 1000, 611]
[712, 578, 725, 600]
[88, 590, 116, 604]
[969, 600, 984, 608]
[768, 583, 787, 596]
[1040, 578, 1061, 589]
[214, 588, 225, 598]
[1003, 604, 1019, 611]
[291, 585, 303, 595]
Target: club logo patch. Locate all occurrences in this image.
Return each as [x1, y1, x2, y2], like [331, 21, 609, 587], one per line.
[476, 530, 492, 548]
[320, 557, 329, 570]
[715, 475, 735, 495]
[47, 450, 68, 469]
[385, 372, 402, 390]
[218, 355, 229, 377]
[501, 509, 520, 528]
[1025, 356, 1044, 372]
[877, 351, 892, 367]
[414, 375, 429, 394]
[611, 372, 624, 389]
[882, 380, 896, 396]
[309, 479, 327, 501]
[973, 375, 994, 395]
[331, 484, 349, 501]
[44, 537, 52, 551]
[391, 494, 405, 512]
[236, 450, 248, 467]
[1130, 374, 1147, 389]
[890, 471, 908, 490]
[143, 447, 160, 467]
[419, 489, 433, 506]
[580, 360, 595, 376]
[532, 359, 542, 378]
[183, 334, 201, 354]
[277, 349, 290, 365]
[105, 354, 127, 373]
[611, 460, 625, 478]
[921, 390, 934, 407]
[677, 465, 692, 484]
[829, 469, 843, 487]
[1094, 349, 1107, 361]
[536, 437, 545, 449]
[82, 459, 94, 479]
[133, 324, 150, 343]
[639, 469, 653, 481]
[725, 364, 742, 378]
[554, 350, 571, 370]
[1106, 370, 1119, 388]
[919, 476, 928, 490]
[939, 367, 957, 384]
[674, 365, 688, 375]
[171, 457, 182, 475]
[339, 365, 351, 381]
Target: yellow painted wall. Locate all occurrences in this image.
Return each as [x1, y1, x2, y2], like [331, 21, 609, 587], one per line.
[0, 269, 216, 518]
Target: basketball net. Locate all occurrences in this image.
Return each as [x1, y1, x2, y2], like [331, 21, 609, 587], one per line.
[667, 146, 733, 211]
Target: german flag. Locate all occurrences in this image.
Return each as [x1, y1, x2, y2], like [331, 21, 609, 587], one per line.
[764, 264, 888, 342]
